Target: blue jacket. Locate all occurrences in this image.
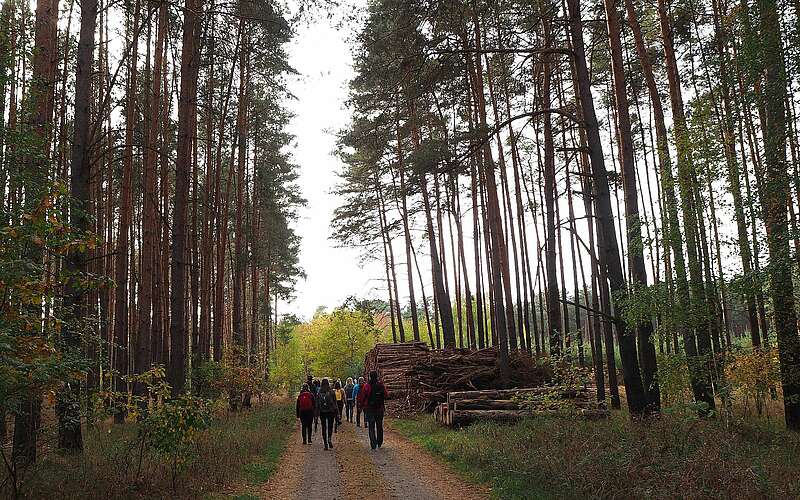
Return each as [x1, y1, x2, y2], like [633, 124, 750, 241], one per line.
[352, 383, 361, 403]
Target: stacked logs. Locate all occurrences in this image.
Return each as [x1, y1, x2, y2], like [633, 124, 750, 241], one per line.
[362, 342, 430, 399]
[435, 387, 609, 426]
[406, 348, 551, 411]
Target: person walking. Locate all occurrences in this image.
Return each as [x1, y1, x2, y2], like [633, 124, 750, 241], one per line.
[344, 377, 355, 423]
[353, 376, 364, 427]
[296, 384, 315, 445]
[316, 378, 338, 450]
[358, 371, 388, 450]
[313, 379, 321, 434]
[334, 380, 346, 431]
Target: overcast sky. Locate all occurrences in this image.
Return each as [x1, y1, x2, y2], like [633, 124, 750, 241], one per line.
[281, 11, 385, 320]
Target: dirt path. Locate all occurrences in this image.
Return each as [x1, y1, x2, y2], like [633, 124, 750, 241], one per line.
[257, 417, 489, 500]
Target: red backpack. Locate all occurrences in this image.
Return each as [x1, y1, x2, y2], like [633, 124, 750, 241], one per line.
[298, 392, 314, 411]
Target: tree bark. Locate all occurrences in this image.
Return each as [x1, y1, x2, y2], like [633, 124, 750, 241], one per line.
[604, 0, 659, 411]
[757, 0, 800, 429]
[169, 0, 202, 395]
[567, 0, 648, 415]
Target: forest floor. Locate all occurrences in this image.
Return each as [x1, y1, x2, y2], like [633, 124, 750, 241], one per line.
[230, 416, 490, 500]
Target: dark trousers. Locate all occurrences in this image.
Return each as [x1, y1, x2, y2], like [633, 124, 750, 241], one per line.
[356, 404, 362, 426]
[336, 401, 344, 429]
[320, 413, 336, 446]
[345, 400, 354, 421]
[365, 411, 384, 449]
[300, 412, 314, 443]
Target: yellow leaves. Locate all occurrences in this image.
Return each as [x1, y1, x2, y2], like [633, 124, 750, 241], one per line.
[725, 349, 780, 396]
[14, 335, 57, 363]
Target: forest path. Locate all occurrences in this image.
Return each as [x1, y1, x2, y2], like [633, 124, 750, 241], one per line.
[256, 416, 489, 499]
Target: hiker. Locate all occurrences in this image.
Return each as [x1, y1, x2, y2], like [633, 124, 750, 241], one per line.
[344, 377, 355, 423]
[353, 376, 364, 427]
[296, 384, 315, 445]
[334, 380, 345, 430]
[317, 378, 338, 450]
[358, 371, 388, 450]
[313, 379, 321, 433]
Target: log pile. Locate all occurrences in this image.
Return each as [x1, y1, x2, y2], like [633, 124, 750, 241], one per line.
[434, 387, 609, 426]
[406, 348, 551, 411]
[362, 342, 429, 399]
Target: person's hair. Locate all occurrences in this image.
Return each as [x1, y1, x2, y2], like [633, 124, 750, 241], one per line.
[301, 383, 309, 392]
[314, 379, 320, 386]
[358, 377, 364, 384]
[307, 375, 313, 380]
[334, 380, 341, 389]
[369, 370, 378, 383]
[321, 378, 330, 391]
[346, 377, 353, 385]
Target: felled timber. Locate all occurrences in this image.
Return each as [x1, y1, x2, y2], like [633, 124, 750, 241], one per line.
[441, 387, 608, 426]
[362, 342, 429, 399]
[406, 348, 552, 411]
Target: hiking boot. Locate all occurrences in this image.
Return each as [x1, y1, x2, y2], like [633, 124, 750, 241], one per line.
[329, 442, 334, 449]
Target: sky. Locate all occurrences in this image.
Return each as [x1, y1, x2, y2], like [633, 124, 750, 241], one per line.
[281, 11, 385, 320]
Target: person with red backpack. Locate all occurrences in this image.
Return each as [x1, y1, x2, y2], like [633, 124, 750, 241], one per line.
[357, 370, 388, 450]
[296, 384, 316, 445]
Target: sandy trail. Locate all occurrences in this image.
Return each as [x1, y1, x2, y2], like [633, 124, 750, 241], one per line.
[257, 416, 489, 499]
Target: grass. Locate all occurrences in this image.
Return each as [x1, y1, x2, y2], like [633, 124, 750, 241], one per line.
[241, 438, 286, 485]
[17, 401, 294, 499]
[392, 411, 800, 499]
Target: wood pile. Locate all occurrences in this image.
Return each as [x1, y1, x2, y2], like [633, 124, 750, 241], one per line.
[362, 342, 429, 399]
[406, 348, 551, 411]
[434, 387, 609, 426]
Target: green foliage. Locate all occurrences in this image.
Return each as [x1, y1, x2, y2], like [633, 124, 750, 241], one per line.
[191, 360, 227, 399]
[656, 352, 693, 408]
[514, 356, 594, 414]
[190, 352, 267, 410]
[98, 367, 213, 492]
[142, 395, 211, 461]
[617, 282, 670, 330]
[303, 307, 380, 380]
[269, 305, 381, 388]
[269, 333, 305, 392]
[0, 180, 98, 418]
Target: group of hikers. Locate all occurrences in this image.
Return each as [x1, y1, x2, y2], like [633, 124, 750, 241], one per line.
[295, 370, 388, 450]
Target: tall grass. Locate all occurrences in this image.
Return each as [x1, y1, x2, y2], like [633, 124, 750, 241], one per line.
[17, 403, 294, 499]
[392, 412, 800, 499]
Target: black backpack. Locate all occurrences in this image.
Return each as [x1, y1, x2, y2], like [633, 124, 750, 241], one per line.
[368, 382, 385, 407]
[318, 390, 335, 413]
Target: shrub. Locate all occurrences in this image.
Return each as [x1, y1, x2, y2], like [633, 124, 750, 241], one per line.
[725, 349, 780, 417]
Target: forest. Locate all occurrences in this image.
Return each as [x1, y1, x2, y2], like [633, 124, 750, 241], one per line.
[333, 0, 800, 425]
[2, 0, 800, 496]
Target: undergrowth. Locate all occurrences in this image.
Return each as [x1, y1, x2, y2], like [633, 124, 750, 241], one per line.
[21, 403, 294, 499]
[392, 412, 800, 499]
